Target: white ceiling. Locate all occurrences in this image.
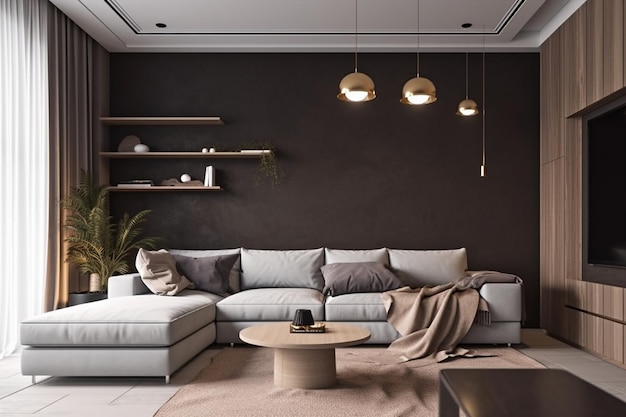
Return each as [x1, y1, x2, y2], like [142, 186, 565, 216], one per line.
[48, 0, 585, 52]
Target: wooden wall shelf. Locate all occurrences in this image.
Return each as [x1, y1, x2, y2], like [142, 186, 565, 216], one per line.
[100, 116, 224, 125]
[100, 115, 270, 193]
[110, 186, 223, 192]
[101, 151, 271, 159]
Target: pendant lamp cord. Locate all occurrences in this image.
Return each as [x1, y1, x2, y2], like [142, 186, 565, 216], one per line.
[354, 0, 358, 72]
[465, 53, 469, 99]
[416, 0, 420, 76]
[481, 27, 486, 177]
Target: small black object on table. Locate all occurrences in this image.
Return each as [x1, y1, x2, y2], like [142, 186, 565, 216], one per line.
[290, 308, 325, 333]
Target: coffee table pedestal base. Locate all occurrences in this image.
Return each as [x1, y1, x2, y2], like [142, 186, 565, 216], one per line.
[274, 348, 336, 389]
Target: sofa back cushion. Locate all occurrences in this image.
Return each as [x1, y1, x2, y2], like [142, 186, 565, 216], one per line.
[388, 248, 468, 287]
[324, 248, 389, 265]
[168, 248, 241, 293]
[240, 248, 325, 291]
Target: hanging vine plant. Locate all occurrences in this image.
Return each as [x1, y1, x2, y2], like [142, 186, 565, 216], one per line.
[241, 141, 282, 187]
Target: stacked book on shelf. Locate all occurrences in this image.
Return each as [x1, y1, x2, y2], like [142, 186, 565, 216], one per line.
[117, 179, 154, 187]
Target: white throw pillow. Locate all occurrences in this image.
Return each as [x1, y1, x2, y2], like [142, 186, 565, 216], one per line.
[240, 248, 325, 291]
[388, 248, 468, 287]
[135, 248, 193, 296]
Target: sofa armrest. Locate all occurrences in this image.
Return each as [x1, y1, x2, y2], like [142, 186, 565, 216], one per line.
[479, 283, 522, 322]
[107, 274, 150, 298]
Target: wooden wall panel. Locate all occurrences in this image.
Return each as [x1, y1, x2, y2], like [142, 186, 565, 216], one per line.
[584, 314, 603, 355]
[564, 117, 582, 281]
[586, 0, 604, 105]
[603, 320, 624, 364]
[563, 7, 586, 116]
[603, 286, 624, 321]
[540, 31, 564, 164]
[585, 281, 604, 316]
[566, 308, 584, 346]
[566, 279, 584, 309]
[540, 158, 566, 334]
[604, 0, 624, 95]
[622, 2, 626, 86]
[603, 289, 624, 367]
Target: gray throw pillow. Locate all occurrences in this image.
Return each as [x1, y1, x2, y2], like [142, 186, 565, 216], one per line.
[172, 253, 239, 295]
[168, 248, 241, 293]
[135, 248, 194, 296]
[321, 262, 404, 296]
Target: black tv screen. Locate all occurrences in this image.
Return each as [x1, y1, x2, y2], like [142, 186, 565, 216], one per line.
[586, 103, 626, 269]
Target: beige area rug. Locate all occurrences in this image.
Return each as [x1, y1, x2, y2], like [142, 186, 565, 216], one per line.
[155, 346, 544, 417]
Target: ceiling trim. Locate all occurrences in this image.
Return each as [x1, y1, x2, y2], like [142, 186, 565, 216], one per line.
[106, 0, 526, 37]
[49, 0, 584, 53]
[536, 0, 586, 46]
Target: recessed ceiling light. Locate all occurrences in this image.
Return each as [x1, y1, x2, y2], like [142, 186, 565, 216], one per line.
[156, 23, 167, 28]
[461, 23, 472, 28]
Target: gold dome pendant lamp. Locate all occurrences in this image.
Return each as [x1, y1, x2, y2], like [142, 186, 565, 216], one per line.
[457, 52, 479, 116]
[338, 69, 376, 103]
[337, 0, 376, 102]
[400, 0, 436, 105]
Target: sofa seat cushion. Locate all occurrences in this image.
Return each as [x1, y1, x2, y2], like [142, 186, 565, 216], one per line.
[216, 288, 325, 321]
[325, 293, 388, 321]
[20, 290, 222, 347]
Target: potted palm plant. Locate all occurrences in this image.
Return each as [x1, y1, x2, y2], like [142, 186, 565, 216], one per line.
[63, 169, 160, 296]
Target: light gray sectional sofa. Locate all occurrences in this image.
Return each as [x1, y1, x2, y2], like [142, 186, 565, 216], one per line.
[20, 247, 523, 383]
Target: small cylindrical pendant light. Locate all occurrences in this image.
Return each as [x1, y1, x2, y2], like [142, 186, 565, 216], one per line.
[457, 52, 479, 116]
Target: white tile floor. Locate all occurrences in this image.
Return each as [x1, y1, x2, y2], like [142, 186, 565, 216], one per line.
[0, 329, 624, 416]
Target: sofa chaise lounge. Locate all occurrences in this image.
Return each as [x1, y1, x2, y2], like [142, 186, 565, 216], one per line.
[20, 247, 523, 383]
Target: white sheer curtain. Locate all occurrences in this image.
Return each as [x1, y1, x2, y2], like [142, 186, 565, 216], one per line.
[0, 0, 49, 358]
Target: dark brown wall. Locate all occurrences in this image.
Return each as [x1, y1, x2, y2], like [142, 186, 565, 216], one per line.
[108, 52, 540, 326]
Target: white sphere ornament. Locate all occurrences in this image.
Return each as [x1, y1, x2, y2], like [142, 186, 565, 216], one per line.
[201, 147, 209, 153]
[133, 143, 150, 153]
[180, 173, 192, 183]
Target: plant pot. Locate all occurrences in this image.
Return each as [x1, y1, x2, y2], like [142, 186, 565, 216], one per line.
[68, 291, 107, 306]
[88, 273, 101, 292]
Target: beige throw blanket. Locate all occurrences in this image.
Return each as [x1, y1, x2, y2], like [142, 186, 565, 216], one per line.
[382, 271, 522, 364]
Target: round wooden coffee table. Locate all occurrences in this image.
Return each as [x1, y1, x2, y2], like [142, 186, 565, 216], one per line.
[239, 322, 370, 389]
